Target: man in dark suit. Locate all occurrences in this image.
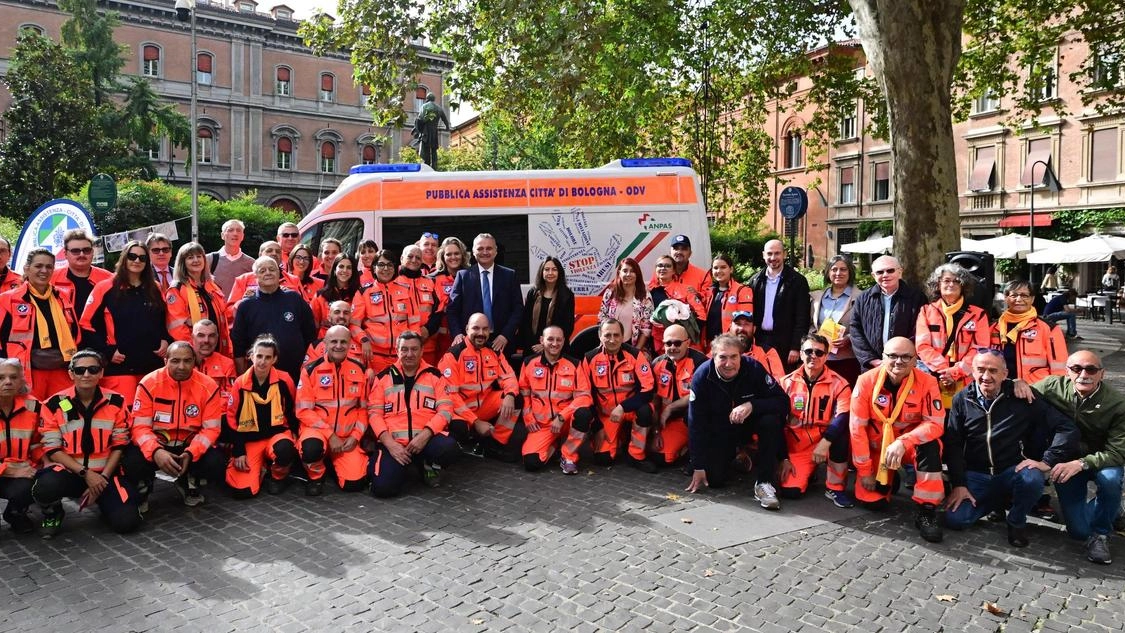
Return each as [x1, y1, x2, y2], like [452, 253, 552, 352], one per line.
[449, 233, 524, 353]
[748, 240, 811, 370]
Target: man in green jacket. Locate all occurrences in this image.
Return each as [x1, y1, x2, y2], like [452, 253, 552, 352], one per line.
[1035, 350, 1125, 565]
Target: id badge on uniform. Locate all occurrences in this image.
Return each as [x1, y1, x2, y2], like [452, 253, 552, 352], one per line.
[154, 411, 172, 424]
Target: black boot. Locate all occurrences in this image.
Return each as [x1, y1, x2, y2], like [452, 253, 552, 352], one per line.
[914, 503, 943, 543]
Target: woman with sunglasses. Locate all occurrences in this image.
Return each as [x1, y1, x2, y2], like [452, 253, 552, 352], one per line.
[311, 253, 361, 339]
[915, 263, 991, 406]
[165, 242, 233, 358]
[989, 279, 1068, 388]
[429, 237, 468, 361]
[354, 249, 399, 374]
[649, 254, 705, 355]
[80, 240, 173, 398]
[287, 244, 324, 304]
[356, 239, 379, 289]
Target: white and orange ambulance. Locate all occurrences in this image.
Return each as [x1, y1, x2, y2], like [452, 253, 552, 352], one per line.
[296, 158, 711, 342]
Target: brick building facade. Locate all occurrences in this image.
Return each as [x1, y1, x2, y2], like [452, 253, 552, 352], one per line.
[0, 0, 452, 214]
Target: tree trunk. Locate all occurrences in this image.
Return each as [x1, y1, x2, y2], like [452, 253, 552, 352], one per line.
[849, 0, 964, 286]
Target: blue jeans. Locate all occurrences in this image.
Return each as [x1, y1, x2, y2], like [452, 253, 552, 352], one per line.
[945, 466, 1045, 529]
[1054, 466, 1124, 539]
[1043, 312, 1077, 336]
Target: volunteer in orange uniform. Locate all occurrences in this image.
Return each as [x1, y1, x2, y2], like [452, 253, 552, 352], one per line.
[0, 248, 81, 400]
[649, 254, 706, 355]
[353, 249, 398, 374]
[34, 350, 140, 537]
[850, 337, 945, 542]
[296, 325, 370, 496]
[915, 263, 991, 404]
[124, 342, 225, 509]
[581, 318, 657, 471]
[52, 229, 113, 314]
[728, 311, 786, 380]
[225, 336, 298, 497]
[0, 359, 41, 534]
[990, 280, 1067, 387]
[704, 254, 753, 346]
[648, 234, 710, 295]
[778, 334, 854, 508]
[306, 301, 367, 367]
[192, 320, 237, 403]
[520, 325, 593, 474]
[368, 331, 460, 497]
[166, 242, 233, 358]
[440, 313, 522, 461]
[650, 324, 706, 468]
[390, 245, 443, 363]
[0, 237, 21, 292]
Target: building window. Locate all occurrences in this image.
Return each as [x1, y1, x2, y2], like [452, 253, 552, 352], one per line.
[1090, 128, 1119, 182]
[974, 88, 999, 113]
[19, 24, 44, 35]
[838, 107, 857, 140]
[784, 130, 802, 169]
[320, 142, 335, 173]
[969, 146, 997, 192]
[872, 162, 890, 201]
[147, 140, 161, 161]
[197, 128, 213, 164]
[197, 53, 213, 86]
[320, 74, 335, 102]
[275, 9, 292, 20]
[362, 144, 380, 165]
[1021, 138, 1053, 187]
[1093, 49, 1122, 90]
[142, 45, 160, 77]
[1031, 57, 1058, 101]
[838, 167, 856, 204]
[239, 2, 256, 12]
[362, 84, 372, 98]
[276, 137, 293, 170]
[414, 86, 428, 112]
[276, 67, 291, 96]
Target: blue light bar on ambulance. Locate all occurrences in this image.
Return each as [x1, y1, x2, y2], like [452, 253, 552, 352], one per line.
[620, 158, 692, 168]
[349, 163, 424, 175]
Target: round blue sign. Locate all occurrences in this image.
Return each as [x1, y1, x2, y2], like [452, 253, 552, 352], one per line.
[779, 186, 808, 220]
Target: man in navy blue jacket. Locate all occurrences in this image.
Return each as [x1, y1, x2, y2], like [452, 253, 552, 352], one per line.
[448, 233, 523, 353]
[686, 333, 790, 510]
[230, 257, 316, 386]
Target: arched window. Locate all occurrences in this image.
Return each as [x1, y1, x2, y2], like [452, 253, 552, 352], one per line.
[320, 73, 335, 102]
[143, 44, 160, 77]
[276, 67, 291, 96]
[414, 85, 428, 111]
[19, 24, 44, 36]
[197, 127, 214, 164]
[784, 129, 803, 169]
[320, 142, 336, 173]
[276, 137, 293, 170]
[197, 52, 213, 86]
[362, 144, 379, 165]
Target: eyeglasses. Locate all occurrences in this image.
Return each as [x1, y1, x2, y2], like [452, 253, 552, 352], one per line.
[149, 247, 171, 254]
[801, 348, 827, 358]
[375, 262, 395, 268]
[1067, 365, 1102, 374]
[939, 278, 962, 285]
[975, 347, 1004, 357]
[1006, 293, 1032, 299]
[422, 232, 440, 240]
[874, 268, 897, 275]
[292, 255, 311, 262]
[663, 339, 685, 348]
[70, 366, 103, 376]
[125, 253, 149, 262]
[280, 232, 299, 238]
[68, 247, 94, 256]
[883, 352, 915, 362]
[655, 263, 673, 269]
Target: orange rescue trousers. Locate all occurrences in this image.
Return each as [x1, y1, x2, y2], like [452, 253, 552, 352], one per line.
[225, 432, 297, 497]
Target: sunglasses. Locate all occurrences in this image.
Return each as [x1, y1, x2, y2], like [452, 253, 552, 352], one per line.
[422, 232, 440, 240]
[663, 339, 685, 348]
[70, 365, 103, 376]
[375, 262, 396, 268]
[874, 268, 897, 275]
[1006, 293, 1032, 299]
[68, 247, 94, 255]
[801, 348, 827, 358]
[975, 347, 1004, 357]
[1067, 365, 1102, 374]
[281, 232, 299, 238]
[149, 246, 172, 254]
[883, 352, 915, 362]
[125, 253, 149, 262]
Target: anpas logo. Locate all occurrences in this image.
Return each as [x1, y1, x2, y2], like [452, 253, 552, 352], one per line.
[636, 212, 673, 231]
[13, 199, 96, 272]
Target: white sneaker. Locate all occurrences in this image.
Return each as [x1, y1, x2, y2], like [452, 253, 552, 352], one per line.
[754, 482, 780, 511]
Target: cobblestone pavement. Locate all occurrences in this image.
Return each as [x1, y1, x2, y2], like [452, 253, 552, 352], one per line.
[3, 322, 1125, 632]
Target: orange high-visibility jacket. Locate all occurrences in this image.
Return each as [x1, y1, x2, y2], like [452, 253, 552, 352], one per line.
[41, 387, 129, 473]
[704, 279, 754, 340]
[652, 349, 706, 423]
[989, 318, 1067, 383]
[849, 367, 943, 478]
[915, 301, 991, 382]
[519, 353, 592, 427]
[439, 340, 519, 422]
[780, 367, 851, 431]
[0, 283, 80, 391]
[369, 361, 453, 444]
[295, 355, 369, 441]
[0, 394, 43, 475]
[352, 281, 395, 363]
[165, 280, 233, 357]
[198, 352, 237, 403]
[131, 367, 223, 461]
[582, 345, 655, 416]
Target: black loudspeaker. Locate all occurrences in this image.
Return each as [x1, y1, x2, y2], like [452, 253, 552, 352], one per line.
[945, 251, 995, 315]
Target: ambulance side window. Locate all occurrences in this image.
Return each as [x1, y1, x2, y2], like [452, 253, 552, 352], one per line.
[303, 219, 363, 258]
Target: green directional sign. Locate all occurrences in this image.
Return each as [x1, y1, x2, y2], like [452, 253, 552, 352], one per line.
[89, 173, 117, 212]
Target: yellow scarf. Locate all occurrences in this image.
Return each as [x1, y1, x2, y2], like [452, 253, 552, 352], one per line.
[871, 365, 915, 486]
[236, 379, 285, 432]
[184, 282, 205, 326]
[29, 285, 77, 361]
[998, 308, 1038, 344]
[940, 297, 964, 363]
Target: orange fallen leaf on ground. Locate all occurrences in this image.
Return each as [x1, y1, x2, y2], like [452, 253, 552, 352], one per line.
[982, 602, 1008, 616]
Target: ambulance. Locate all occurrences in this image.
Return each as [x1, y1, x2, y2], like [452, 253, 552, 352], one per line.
[297, 157, 711, 343]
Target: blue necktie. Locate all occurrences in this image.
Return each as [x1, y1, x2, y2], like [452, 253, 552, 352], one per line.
[482, 270, 493, 326]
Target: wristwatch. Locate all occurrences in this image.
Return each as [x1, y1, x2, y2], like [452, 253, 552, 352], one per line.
[1080, 459, 1090, 471]
[77, 468, 88, 478]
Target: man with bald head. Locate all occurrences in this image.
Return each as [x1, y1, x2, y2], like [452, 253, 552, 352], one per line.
[649, 324, 707, 467]
[1034, 350, 1125, 564]
[850, 337, 945, 542]
[849, 255, 927, 370]
[747, 239, 810, 369]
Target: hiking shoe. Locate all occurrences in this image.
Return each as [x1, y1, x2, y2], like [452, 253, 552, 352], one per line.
[915, 504, 944, 543]
[5, 511, 35, 535]
[560, 459, 579, 475]
[1030, 494, 1058, 522]
[1007, 524, 1030, 548]
[422, 464, 443, 488]
[266, 477, 288, 495]
[824, 489, 855, 509]
[732, 451, 753, 474]
[1086, 534, 1112, 565]
[176, 479, 205, 507]
[459, 441, 485, 459]
[306, 479, 325, 497]
[986, 510, 1006, 523]
[41, 516, 63, 540]
[631, 458, 658, 474]
[754, 482, 781, 511]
